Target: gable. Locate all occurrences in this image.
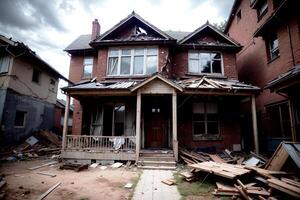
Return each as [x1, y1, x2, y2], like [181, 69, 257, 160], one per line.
[93, 12, 174, 43]
[179, 24, 240, 48]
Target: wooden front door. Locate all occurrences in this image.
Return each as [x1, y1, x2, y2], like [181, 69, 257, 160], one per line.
[144, 98, 167, 148]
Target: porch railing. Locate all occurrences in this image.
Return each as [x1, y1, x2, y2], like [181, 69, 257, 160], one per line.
[65, 135, 136, 152]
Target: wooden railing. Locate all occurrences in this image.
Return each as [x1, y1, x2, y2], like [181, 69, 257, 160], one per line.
[65, 135, 136, 152]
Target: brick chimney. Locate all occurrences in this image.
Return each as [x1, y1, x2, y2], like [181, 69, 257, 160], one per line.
[91, 19, 100, 40]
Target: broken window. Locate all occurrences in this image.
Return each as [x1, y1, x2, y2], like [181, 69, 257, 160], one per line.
[267, 34, 280, 60]
[83, 57, 93, 78]
[188, 51, 222, 75]
[32, 68, 41, 83]
[0, 55, 10, 73]
[102, 104, 126, 136]
[193, 102, 219, 135]
[107, 47, 158, 76]
[14, 110, 27, 127]
[256, 0, 268, 19]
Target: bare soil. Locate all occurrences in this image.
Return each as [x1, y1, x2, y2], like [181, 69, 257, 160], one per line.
[0, 159, 139, 200]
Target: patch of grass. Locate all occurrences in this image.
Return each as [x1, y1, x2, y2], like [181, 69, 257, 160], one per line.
[174, 172, 216, 200]
[128, 172, 142, 200]
[220, 197, 231, 200]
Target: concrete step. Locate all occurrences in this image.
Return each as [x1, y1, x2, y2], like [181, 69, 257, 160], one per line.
[138, 160, 176, 167]
[138, 165, 177, 170]
[140, 153, 174, 157]
[139, 156, 175, 162]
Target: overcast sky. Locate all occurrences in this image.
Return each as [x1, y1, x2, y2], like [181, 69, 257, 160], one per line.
[0, 0, 234, 99]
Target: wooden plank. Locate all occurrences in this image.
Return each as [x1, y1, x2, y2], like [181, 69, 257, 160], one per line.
[37, 182, 61, 200]
[28, 161, 58, 170]
[36, 172, 56, 177]
[234, 184, 252, 200]
[0, 180, 6, 189]
[281, 178, 300, 188]
[268, 178, 300, 198]
[161, 179, 176, 186]
[209, 154, 225, 163]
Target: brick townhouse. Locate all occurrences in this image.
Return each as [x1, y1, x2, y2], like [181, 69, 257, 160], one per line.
[60, 12, 260, 166]
[225, 0, 300, 152]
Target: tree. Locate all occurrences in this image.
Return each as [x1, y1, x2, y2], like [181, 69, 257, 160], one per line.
[213, 20, 227, 32]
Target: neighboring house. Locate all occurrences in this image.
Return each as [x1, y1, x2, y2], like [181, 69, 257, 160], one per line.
[61, 12, 260, 166]
[54, 99, 74, 134]
[0, 35, 70, 144]
[225, 0, 299, 151]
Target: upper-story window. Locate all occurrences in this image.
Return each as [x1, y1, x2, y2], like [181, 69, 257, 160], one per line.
[107, 47, 158, 76]
[83, 57, 93, 78]
[32, 68, 41, 83]
[268, 34, 279, 60]
[256, 0, 268, 19]
[188, 51, 223, 75]
[236, 10, 242, 23]
[0, 55, 10, 73]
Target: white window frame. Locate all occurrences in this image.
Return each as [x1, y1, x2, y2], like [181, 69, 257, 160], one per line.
[106, 46, 158, 77]
[0, 55, 11, 74]
[83, 56, 93, 79]
[188, 50, 224, 75]
[268, 35, 279, 60]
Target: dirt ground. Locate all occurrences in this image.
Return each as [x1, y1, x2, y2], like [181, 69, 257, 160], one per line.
[0, 159, 140, 200]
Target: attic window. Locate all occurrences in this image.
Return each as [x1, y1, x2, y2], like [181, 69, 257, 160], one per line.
[135, 26, 147, 35]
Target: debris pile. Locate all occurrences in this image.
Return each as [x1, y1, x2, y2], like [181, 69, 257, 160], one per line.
[0, 130, 62, 162]
[179, 142, 300, 199]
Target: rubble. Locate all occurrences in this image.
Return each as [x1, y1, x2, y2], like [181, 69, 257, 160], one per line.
[179, 142, 300, 199]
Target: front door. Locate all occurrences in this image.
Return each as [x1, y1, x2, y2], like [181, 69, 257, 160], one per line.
[144, 97, 168, 148]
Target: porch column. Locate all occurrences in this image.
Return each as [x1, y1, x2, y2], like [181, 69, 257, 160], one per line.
[288, 99, 297, 142]
[172, 92, 178, 161]
[62, 94, 70, 152]
[135, 90, 141, 162]
[251, 94, 259, 154]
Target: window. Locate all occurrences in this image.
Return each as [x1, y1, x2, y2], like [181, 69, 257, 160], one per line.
[0, 55, 10, 73]
[236, 10, 242, 22]
[14, 111, 27, 127]
[32, 69, 41, 83]
[102, 104, 126, 136]
[83, 57, 93, 78]
[107, 47, 158, 76]
[268, 34, 280, 60]
[188, 51, 222, 74]
[50, 79, 56, 85]
[266, 102, 291, 138]
[193, 102, 219, 135]
[257, 0, 268, 18]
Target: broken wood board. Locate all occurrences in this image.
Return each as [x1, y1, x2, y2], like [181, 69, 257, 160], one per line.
[208, 154, 225, 163]
[268, 178, 300, 198]
[36, 172, 56, 177]
[281, 178, 300, 188]
[37, 182, 61, 200]
[111, 162, 123, 168]
[0, 180, 6, 189]
[264, 142, 289, 171]
[59, 163, 88, 172]
[161, 178, 176, 186]
[37, 130, 61, 146]
[189, 161, 250, 179]
[28, 161, 58, 170]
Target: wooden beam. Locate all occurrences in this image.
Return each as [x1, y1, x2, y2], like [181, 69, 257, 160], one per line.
[251, 95, 259, 154]
[172, 91, 178, 161]
[37, 182, 61, 200]
[62, 95, 70, 151]
[288, 99, 297, 142]
[135, 90, 141, 162]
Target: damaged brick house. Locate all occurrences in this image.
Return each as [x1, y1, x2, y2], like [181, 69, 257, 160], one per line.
[0, 35, 69, 144]
[225, 0, 300, 152]
[61, 12, 260, 166]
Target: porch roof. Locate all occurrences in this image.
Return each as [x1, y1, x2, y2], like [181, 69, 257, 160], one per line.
[62, 75, 260, 96]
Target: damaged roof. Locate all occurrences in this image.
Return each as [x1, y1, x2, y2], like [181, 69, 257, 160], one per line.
[62, 75, 260, 95]
[64, 34, 92, 52]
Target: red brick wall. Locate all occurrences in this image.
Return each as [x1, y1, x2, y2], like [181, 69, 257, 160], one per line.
[171, 49, 238, 79]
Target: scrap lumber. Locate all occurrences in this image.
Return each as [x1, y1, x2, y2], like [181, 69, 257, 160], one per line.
[234, 184, 252, 200]
[245, 166, 287, 179]
[37, 130, 61, 146]
[36, 172, 56, 177]
[59, 163, 88, 172]
[250, 151, 267, 163]
[268, 178, 300, 198]
[0, 180, 6, 189]
[189, 161, 250, 179]
[179, 171, 194, 181]
[281, 178, 300, 188]
[209, 154, 225, 163]
[161, 178, 176, 186]
[28, 161, 58, 170]
[37, 182, 61, 200]
[264, 142, 289, 171]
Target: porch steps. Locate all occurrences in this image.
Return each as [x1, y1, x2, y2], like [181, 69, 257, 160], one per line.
[137, 150, 176, 170]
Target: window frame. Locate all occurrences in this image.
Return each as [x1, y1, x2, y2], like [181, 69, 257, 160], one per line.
[192, 102, 220, 137]
[82, 56, 93, 79]
[267, 34, 280, 61]
[14, 110, 27, 128]
[188, 50, 224, 75]
[106, 46, 159, 77]
[0, 55, 11, 74]
[32, 68, 41, 84]
[256, 0, 268, 20]
[236, 9, 242, 23]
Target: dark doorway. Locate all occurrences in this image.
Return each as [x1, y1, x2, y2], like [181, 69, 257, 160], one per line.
[144, 96, 171, 148]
